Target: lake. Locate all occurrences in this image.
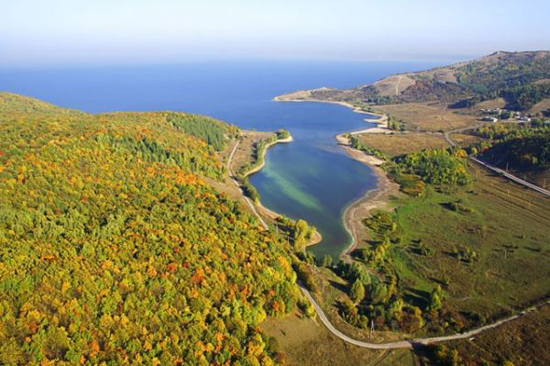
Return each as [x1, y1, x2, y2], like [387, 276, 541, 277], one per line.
[0, 59, 447, 258]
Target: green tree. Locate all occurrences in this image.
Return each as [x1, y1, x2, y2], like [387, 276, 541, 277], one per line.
[350, 279, 365, 303]
[321, 254, 333, 268]
[294, 219, 310, 251]
[428, 285, 443, 311]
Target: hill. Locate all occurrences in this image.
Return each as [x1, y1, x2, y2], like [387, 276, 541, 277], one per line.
[0, 92, 299, 365]
[277, 51, 550, 111]
[0, 92, 83, 115]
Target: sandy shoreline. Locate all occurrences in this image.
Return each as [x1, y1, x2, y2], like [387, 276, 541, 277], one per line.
[334, 129, 398, 256]
[275, 95, 398, 257]
[273, 95, 381, 117]
[340, 145, 399, 256]
[242, 135, 293, 178]
[240, 134, 324, 247]
[243, 95, 399, 256]
[274, 96, 391, 135]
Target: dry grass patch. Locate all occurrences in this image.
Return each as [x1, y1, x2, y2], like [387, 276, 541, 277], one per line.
[529, 98, 550, 115]
[448, 305, 550, 366]
[227, 131, 275, 175]
[470, 98, 506, 112]
[374, 75, 416, 96]
[261, 313, 397, 366]
[451, 133, 484, 147]
[372, 103, 478, 132]
[356, 132, 449, 157]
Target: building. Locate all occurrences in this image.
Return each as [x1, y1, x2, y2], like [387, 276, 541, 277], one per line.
[482, 116, 498, 123]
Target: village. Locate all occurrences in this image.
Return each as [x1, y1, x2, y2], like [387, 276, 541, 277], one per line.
[479, 107, 550, 125]
[480, 108, 532, 123]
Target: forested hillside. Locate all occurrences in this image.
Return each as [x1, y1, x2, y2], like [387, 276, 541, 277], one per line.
[473, 122, 550, 170]
[0, 93, 297, 365]
[279, 51, 550, 111]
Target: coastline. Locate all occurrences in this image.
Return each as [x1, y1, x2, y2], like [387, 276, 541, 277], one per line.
[237, 134, 324, 247]
[275, 95, 398, 257]
[339, 145, 399, 256]
[242, 135, 293, 178]
[273, 95, 381, 117]
[335, 130, 398, 256]
[274, 95, 391, 134]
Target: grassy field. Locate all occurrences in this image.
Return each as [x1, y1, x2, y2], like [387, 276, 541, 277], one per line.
[261, 312, 416, 366]
[446, 305, 550, 366]
[223, 130, 275, 175]
[468, 98, 506, 112]
[372, 103, 479, 132]
[392, 162, 550, 317]
[355, 132, 450, 157]
[309, 160, 550, 342]
[353, 130, 480, 159]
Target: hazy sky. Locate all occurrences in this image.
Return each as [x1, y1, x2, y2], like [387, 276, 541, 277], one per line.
[2, 0, 550, 66]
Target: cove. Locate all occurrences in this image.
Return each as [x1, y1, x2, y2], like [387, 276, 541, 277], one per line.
[248, 102, 378, 259]
[0, 60, 447, 258]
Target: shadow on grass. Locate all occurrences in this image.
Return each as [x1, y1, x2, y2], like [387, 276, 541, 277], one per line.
[429, 277, 449, 288]
[403, 287, 430, 309]
[328, 279, 349, 294]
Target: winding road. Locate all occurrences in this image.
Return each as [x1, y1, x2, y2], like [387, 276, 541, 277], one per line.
[227, 140, 269, 230]
[301, 285, 550, 349]
[227, 132, 550, 350]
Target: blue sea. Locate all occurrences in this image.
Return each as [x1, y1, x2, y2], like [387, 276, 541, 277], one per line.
[0, 59, 447, 258]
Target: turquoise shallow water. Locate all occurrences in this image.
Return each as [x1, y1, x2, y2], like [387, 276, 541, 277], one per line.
[0, 60, 446, 258]
[248, 102, 378, 259]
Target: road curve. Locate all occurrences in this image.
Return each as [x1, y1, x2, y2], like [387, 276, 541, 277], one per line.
[229, 133, 550, 349]
[443, 125, 480, 147]
[301, 125, 550, 348]
[300, 286, 413, 349]
[301, 285, 550, 349]
[227, 140, 270, 230]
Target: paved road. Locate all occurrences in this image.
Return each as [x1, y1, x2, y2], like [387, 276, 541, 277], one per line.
[301, 285, 550, 349]
[227, 140, 269, 230]
[443, 125, 480, 147]
[299, 126, 550, 349]
[300, 287, 413, 349]
[229, 133, 550, 349]
[445, 126, 550, 198]
[470, 157, 550, 197]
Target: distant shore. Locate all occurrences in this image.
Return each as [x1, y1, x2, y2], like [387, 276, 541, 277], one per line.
[274, 94, 379, 116]
[274, 93, 390, 134]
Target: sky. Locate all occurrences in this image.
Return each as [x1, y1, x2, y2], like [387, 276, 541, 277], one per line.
[2, 0, 550, 66]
